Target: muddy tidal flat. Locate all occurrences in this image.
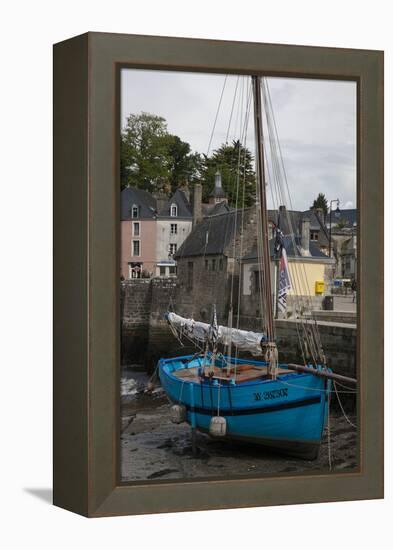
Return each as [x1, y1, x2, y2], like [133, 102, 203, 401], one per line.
[120, 369, 358, 482]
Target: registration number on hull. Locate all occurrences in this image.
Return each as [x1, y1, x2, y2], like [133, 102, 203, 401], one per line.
[253, 388, 288, 401]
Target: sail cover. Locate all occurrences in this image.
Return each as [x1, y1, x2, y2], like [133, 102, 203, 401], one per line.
[166, 312, 266, 356]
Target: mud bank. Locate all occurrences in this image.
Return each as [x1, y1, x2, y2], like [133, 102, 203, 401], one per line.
[120, 375, 358, 482]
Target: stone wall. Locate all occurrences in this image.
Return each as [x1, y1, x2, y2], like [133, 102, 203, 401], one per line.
[121, 279, 152, 364]
[121, 280, 358, 409]
[236, 315, 357, 410]
[235, 315, 356, 376]
[121, 277, 194, 368]
[175, 254, 232, 323]
[174, 207, 258, 325]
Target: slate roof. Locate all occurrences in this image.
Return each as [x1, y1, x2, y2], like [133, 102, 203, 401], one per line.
[202, 202, 233, 217]
[268, 208, 329, 247]
[242, 236, 331, 262]
[330, 208, 357, 227]
[120, 187, 193, 221]
[176, 203, 334, 261]
[175, 209, 246, 258]
[120, 187, 157, 220]
[157, 189, 192, 219]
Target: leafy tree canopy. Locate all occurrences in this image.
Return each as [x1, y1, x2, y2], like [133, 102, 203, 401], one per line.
[120, 112, 202, 192]
[120, 114, 255, 207]
[335, 218, 348, 229]
[310, 193, 328, 216]
[200, 140, 256, 207]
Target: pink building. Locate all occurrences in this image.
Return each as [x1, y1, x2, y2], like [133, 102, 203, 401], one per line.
[120, 188, 157, 278]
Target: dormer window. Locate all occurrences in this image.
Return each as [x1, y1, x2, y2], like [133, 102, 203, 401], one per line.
[131, 204, 139, 219]
[170, 203, 178, 217]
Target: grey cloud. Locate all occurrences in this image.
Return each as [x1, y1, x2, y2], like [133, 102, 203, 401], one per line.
[121, 69, 356, 210]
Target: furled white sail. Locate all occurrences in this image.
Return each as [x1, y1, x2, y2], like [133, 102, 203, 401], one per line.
[166, 312, 266, 356]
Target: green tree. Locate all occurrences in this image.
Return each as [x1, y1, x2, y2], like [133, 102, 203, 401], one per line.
[164, 134, 203, 191]
[120, 112, 202, 193]
[335, 218, 348, 229]
[201, 140, 256, 207]
[121, 112, 170, 191]
[310, 193, 328, 216]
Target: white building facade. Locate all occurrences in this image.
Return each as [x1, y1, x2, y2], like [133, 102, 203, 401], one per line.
[155, 189, 193, 277]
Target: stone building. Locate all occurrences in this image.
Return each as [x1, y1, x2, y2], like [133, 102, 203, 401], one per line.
[328, 209, 357, 280]
[174, 200, 334, 325]
[331, 227, 357, 279]
[174, 206, 258, 324]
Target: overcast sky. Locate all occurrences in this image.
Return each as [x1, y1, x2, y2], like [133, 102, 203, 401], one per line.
[121, 69, 356, 212]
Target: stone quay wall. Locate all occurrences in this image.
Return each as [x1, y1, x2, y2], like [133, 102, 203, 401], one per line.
[121, 278, 194, 367]
[236, 315, 356, 377]
[121, 279, 357, 408]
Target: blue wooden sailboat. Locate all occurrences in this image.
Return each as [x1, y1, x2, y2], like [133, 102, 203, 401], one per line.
[159, 352, 330, 459]
[158, 76, 354, 459]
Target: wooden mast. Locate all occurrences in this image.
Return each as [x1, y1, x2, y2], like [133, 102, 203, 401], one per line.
[252, 75, 275, 344]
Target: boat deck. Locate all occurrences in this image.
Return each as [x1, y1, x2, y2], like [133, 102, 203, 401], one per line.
[173, 364, 293, 384]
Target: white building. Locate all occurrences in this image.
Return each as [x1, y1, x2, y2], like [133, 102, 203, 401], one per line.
[155, 189, 193, 277]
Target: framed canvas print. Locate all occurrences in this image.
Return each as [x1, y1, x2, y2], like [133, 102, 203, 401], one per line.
[53, 32, 383, 517]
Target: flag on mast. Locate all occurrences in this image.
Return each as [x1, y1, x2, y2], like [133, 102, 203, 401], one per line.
[274, 225, 292, 313]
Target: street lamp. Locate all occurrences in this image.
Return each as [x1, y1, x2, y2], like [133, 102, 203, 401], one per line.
[329, 199, 340, 257]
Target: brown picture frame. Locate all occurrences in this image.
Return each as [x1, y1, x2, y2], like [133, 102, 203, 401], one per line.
[53, 32, 383, 517]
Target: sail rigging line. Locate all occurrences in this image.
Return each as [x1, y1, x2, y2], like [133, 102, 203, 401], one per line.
[252, 106, 269, 338]
[333, 381, 357, 428]
[333, 379, 358, 392]
[264, 163, 298, 365]
[262, 79, 326, 365]
[226, 80, 252, 372]
[262, 114, 307, 362]
[165, 88, 233, 315]
[260, 78, 323, 366]
[255, 172, 267, 336]
[261, 81, 308, 307]
[191, 73, 229, 320]
[220, 77, 245, 314]
[227, 86, 251, 304]
[327, 396, 332, 470]
[206, 75, 228, 157]
[261, 84, 311, 320]
[193, 76, 243, 324]
[225, 76, 240, 145]
[209, 77, 248, 354]
[234, 87, 253, 369]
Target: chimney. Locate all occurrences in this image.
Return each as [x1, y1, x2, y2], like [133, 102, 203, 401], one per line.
[179, 180, 190, 203]
[193, 183, 203, 226]
[301, 216, 311, 256]
[314, 207, 324, 224]
[153, 191, 167, 214]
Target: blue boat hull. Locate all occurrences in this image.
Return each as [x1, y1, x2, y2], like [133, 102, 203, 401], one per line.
[158, 355, 330, 459]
